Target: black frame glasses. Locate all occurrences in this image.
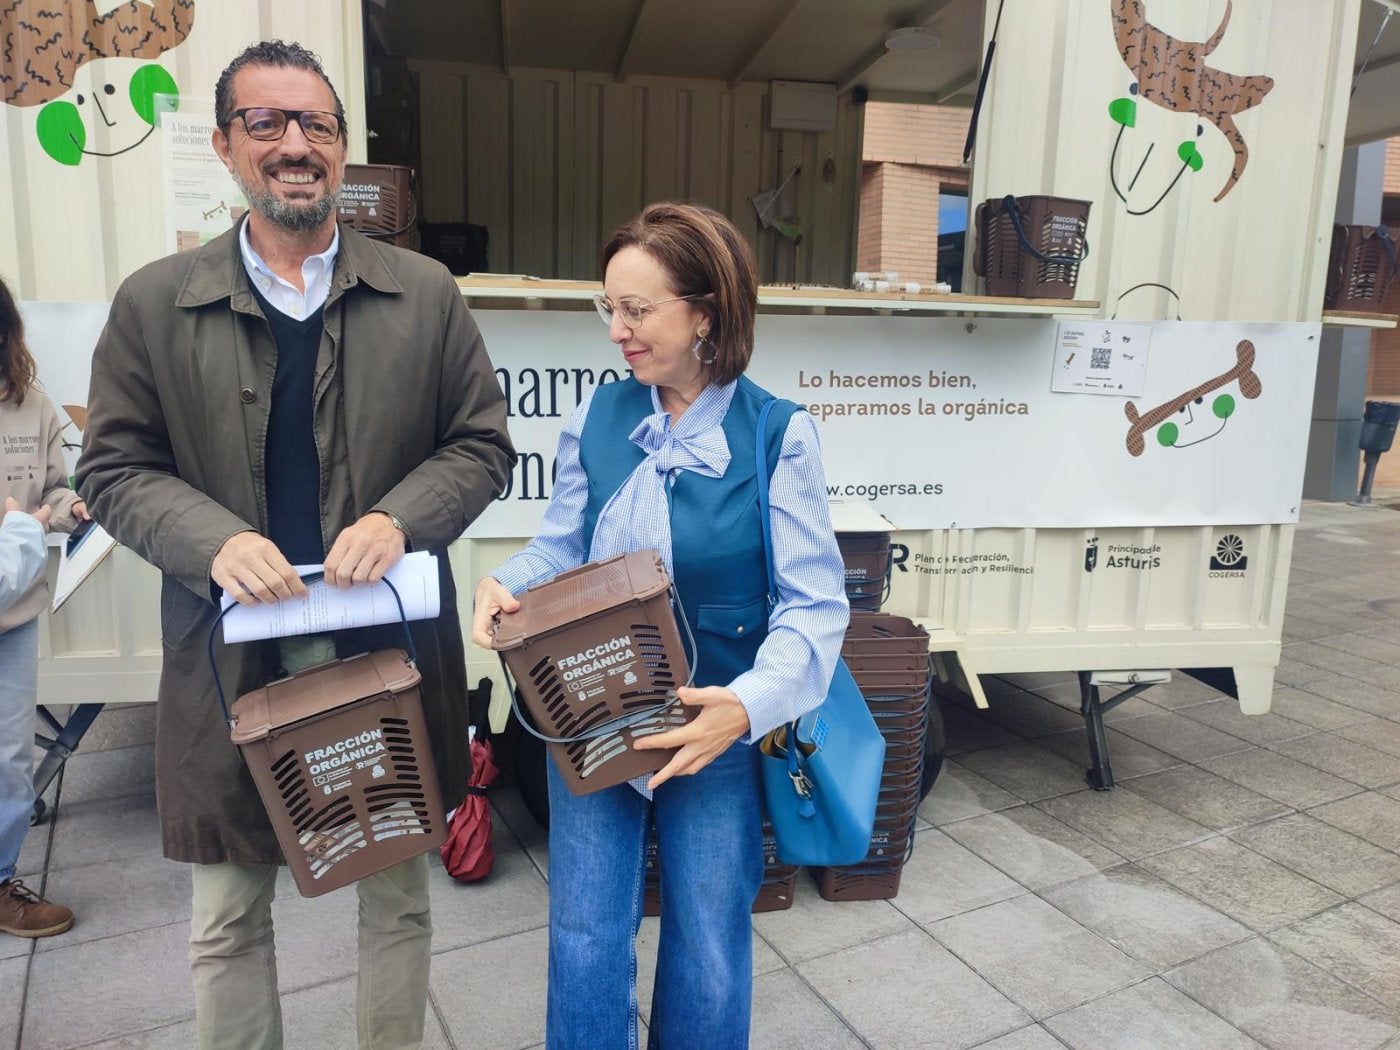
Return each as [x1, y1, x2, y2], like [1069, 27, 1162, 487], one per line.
[230, 107, 343, 144]
[592, 293, 702, 328]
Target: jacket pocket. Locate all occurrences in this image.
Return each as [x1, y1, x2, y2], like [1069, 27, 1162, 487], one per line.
[695, 598, 769, 640]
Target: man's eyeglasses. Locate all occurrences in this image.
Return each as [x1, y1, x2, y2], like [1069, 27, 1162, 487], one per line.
[230, 108, 343, 144]
[592, 293, 702, 328]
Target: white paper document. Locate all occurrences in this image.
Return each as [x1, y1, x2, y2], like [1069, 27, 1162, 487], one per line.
[52, 522, 119, 613]
[1052, 321, 1153, 396]
[219, 551, 440, 643]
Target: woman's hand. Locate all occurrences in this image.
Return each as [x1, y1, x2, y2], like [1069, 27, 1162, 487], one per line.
[634, 686, 751, 790]
[471, 576, 519, 648]
[72, 500, 91, 522]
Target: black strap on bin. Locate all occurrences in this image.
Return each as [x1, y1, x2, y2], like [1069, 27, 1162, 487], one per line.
[496, 583, 700, 746]
[1000, 194, 1091, 267]
[206, 571, 418, 729]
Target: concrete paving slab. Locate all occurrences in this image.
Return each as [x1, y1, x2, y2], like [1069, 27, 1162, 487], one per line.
[16, 815, 52, 881]
[1164, 936, 1400, 1050]
[797, 928, 1030, 1050]
[919, 763, 1025, 827]
[1033, 788, 1213, 861]
[884, 829, 1025, 925]
[1201, 748, 1365, 809]
[1359, 883, 1400, 923]
[1038, 726, 1184, 782]
[45, 791, 162, 872]
[1313, 632, 1400, 667]
[1177, 699, 1317, 746]
[430, 925, 548, 1050]
[1268, 733, 1400, 790]
[425, 845, 549, 955]
[490, 787, 547, 850]
[927, 895, 1151, 1019]
[0, 956, 25, 1049]
[955, 742, 1095, 803]
[1140, 838, 1344, 932]
[751, 881, 911, 965]
[1308, 791, 1400, 851]
[1122, 766, 1291, 832]
[1296, 676, 1400, 720]
[1108, 711, 1254, 764]
[1041, 865, 1252, 971]
[1042, 977, 1263, 1050]
[53, 744, 155, 804]
[1337, 718, 1400, 758]
[748, 968, 867, 1049]
[22, 921, 194, 1049]
[942, 704, 1025, 756]
[1270, 904, 1400, 1005]
[969, 1025, 1073, 1049]
[940, 806, 1125, 891]
[1229, 813, 1400, 898]
[982, 692, 1087, 738]
[1264, 687, 1378, 731]
[35, 850, 190, 953]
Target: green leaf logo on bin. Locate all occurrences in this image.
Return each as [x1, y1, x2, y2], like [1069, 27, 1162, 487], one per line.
[1122, 341, 1263, 458]
[1, 0, 195, 165]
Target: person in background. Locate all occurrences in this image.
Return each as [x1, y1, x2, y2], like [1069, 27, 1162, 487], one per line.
[472, 202, 848, 1050]
[0, 276, 87, 939]
[76, 40, 514, 1049]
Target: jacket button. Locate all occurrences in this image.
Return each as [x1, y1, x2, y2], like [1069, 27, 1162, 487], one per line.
[736, 625, 744, 635]
[239, 387, 256, 404]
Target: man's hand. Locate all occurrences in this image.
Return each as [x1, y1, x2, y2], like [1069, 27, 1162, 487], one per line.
[471, 576, 520, 648]
[633, 686, 752, 791]
[212, 531, 306, 607]
[323, 512, 406, 589]
[72, 500, 91, 522]
[4, 497, 52, 532]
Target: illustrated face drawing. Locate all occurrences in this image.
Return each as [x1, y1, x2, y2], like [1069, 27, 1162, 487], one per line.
[1, 0, 195, 164]
[1123, 340, 1262, 457]
[1109, 0, 1274, 204]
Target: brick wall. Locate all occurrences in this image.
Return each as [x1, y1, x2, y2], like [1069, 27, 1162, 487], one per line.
[1387, 137, 1400, 195]
[863, 103, 972, 167]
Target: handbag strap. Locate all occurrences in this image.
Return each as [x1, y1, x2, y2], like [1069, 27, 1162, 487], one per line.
[754, 399, 816, 810]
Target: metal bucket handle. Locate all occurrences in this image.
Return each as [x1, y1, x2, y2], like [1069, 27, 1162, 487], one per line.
[1000, 194, 1091, 267]
[496, 582, 700, 746]
[206, 571, 418, 729]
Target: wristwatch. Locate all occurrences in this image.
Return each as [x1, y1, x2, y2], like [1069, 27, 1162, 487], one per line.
[382, 511, 411, 549]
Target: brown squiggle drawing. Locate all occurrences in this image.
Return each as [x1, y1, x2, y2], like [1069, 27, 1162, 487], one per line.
[1, 0, 195, 107]
[1124, 339, 1261, 456]
[1111, 0, 1274, 202]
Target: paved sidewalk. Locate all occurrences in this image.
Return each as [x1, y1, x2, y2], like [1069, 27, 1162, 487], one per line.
[6, 501, 1400, 1048]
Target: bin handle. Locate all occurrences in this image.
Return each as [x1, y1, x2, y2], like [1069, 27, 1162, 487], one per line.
[1372, 225, 1399, 283]
[206, 571, 418, 729]
[497, 582, 700, 746]
[1000, 195, 1091, 267]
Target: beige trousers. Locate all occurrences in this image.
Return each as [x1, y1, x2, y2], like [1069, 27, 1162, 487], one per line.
[188, 634, 434, 1049]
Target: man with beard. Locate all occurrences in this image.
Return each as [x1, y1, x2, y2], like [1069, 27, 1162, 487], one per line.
[76, 40, 515, 1049]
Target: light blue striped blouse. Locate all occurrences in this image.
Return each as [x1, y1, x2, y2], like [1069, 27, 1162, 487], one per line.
[491, 378, 849, 745]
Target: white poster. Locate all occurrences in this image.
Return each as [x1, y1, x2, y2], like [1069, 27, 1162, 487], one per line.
[158, 98, 245, 253]
[21, 302, 1319, 536]
[1052, 320, 1153, 395]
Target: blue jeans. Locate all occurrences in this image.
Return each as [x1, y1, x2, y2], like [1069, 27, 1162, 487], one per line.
[0, 620, 39, 882]
[545, 742, 764, 1050]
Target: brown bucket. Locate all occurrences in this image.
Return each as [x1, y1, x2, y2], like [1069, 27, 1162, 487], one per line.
[974, 194, 1091, 299]
[492, 550, 695, 795]
[1324, 223, 1399, 312]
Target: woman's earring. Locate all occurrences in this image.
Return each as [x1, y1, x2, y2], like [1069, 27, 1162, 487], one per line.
[691, 331, 716, 364]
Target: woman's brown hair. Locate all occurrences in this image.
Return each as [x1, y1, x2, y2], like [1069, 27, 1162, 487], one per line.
[599, 202, 758, 386]
[0, 276, 36, 405]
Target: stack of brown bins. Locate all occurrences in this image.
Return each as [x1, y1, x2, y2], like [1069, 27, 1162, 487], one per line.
[836, 531, 892, 611]
[643, 821, 797, 916]
[814, 611, 931, 902]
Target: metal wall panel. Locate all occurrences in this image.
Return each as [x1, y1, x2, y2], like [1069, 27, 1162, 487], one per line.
[0, 0, 367, 302]
[967, 0, 1360, 323]
[410, 63, 863, 284]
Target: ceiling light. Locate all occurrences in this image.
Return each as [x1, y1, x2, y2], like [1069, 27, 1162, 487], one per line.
[885, 27, 940, 51]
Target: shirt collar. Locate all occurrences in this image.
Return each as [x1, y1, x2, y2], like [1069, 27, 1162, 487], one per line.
[238, 219, 340, 288]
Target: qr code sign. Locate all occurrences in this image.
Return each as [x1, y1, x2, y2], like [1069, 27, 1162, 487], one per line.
[1090, 348, 1112, 370]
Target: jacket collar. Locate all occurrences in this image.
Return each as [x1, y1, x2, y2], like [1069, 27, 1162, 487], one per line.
[174, 218, 403, 308]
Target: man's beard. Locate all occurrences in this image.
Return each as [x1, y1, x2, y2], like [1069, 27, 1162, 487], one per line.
[233, 168, 338, 233]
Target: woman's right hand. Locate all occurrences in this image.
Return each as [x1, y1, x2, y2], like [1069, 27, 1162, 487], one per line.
[471, 576, 520, 648]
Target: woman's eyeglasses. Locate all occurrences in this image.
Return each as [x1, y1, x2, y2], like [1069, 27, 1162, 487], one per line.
[231, 107, 343, 144]
[592, 293, 702, 328]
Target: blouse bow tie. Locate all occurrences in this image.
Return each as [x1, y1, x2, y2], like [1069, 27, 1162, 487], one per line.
[630, 413, 731, 479]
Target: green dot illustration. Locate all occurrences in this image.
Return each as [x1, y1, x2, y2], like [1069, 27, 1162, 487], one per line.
[36, 101, 85, 165]
[1212, 393, 1236, 419]
[1157, 421, 1179, 447]
[1108, 97, 1136, 128]
[1177, 139, 1204, 172]
[131, 64, 180, 126]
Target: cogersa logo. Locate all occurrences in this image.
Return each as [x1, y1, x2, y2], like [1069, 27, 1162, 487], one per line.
[1209, 534, 1247, 577]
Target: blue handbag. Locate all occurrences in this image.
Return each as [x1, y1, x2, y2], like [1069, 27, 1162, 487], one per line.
[754, 399, 886, 867]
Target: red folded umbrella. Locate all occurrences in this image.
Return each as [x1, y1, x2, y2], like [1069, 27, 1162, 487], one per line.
[441, 736, 500, 883]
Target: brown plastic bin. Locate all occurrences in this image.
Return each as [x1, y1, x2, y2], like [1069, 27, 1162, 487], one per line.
[843, 613, 929, 655]
[1324, 223, 1400, 311]
[493, 551, 694, 795]
[229, 649, 444, 898]
[813, 863, 903, 902]
[974, 194, 1091, 299]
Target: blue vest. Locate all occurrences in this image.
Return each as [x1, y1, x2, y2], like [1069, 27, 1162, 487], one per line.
[579, 376, 797, 688]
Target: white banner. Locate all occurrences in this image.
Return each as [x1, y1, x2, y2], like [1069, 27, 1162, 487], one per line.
[22, 302, 1319, 536]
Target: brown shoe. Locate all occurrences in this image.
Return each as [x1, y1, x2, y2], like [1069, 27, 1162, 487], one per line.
[0, 879, 75, 938]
